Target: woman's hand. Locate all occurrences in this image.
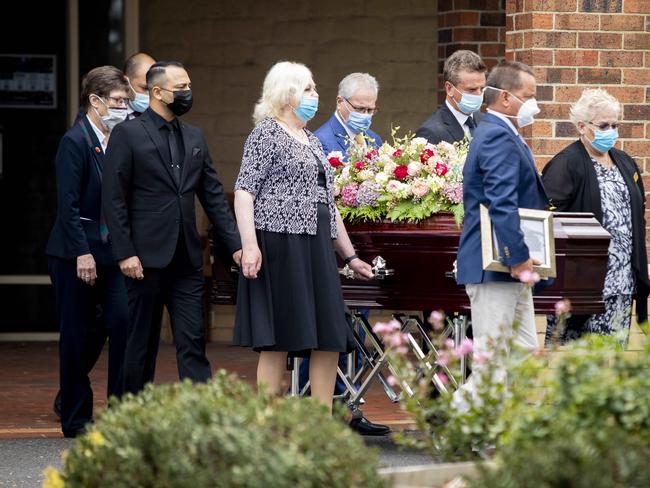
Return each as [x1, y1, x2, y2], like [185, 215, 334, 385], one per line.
[349, 258, 374, 281]
[241, 246, 262, 279]
[77, 253, 98, 285]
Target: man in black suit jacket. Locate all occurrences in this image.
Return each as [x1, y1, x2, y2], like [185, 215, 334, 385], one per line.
[415, 50, 487, 144]
[102, 61, 242, 394]
[47, 66, 131, 437]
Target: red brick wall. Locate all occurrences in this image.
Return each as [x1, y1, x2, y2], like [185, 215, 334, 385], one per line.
[437, 0, 506, 103]
[505, 0, 650, 245]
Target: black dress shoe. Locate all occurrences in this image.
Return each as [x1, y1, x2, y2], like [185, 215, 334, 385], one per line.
[349, 416, 391, 436]
[62, 426, 87, 439]
[53, 390, 62, 419]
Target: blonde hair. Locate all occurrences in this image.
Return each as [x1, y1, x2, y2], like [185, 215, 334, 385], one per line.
[252, 61, 313, 125]
[569, 89, 620, 126]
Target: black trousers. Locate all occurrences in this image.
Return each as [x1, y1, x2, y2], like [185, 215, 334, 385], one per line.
[122, 237, 211, 395]
[48, 257, 128, 436]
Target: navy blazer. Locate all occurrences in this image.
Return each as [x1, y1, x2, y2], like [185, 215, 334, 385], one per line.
[46, 116, 116, 265]
[456, 112, 549, 285]
[313, 113, 382, 156]
[415, 103, 483, 145]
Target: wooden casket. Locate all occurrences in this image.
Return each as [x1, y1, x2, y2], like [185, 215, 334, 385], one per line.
[210, 212, 611, 315]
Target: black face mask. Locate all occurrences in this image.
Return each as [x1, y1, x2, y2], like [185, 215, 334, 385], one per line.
[163, 89, 193, 116]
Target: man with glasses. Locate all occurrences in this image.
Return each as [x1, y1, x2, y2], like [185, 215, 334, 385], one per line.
[46, 66, 131, 437]
[102, 61, 242, 395]
[416, 50, 487, 144]
[307, 73, 390, 436]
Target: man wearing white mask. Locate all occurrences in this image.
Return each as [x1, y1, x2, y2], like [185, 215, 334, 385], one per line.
[46, 66, 131, 437]
[416, 50, 487, 144]
[454, 60, 548, 409]
[123, 52, 156, 118]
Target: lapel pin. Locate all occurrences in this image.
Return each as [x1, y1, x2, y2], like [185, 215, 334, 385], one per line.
[95, 147, 101, 153]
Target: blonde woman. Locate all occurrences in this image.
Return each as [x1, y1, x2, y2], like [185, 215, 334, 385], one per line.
[233, 61, 373, 411]
[543, 89, 649, 346]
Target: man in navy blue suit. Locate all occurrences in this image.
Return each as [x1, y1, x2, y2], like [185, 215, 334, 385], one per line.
[307, 73, 389, 436]
[455, 60, 549, 408]
[47, 66, 131, 437]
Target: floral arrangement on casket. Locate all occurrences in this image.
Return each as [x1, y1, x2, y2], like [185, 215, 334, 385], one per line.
[328, 129, 469, 224]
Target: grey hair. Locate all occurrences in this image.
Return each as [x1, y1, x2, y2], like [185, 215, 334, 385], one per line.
[569, 88, 621, 126]
[484, 60, 535, 105]
[337, 73, 379, 99]
[443, 50, 487, 85]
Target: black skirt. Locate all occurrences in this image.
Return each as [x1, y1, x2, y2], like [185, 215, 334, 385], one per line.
[233, 203, 354, 357]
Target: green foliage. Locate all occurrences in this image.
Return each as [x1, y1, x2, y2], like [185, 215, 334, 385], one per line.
[49, 371, 385, 488]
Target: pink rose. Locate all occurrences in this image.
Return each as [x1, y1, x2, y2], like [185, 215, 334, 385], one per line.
[434, 162, 449, 177]
[392, 149, 403, 158]
[411, 179, 429, 198]
[355, 161, 365, 170]
[420, 148, 434, 163]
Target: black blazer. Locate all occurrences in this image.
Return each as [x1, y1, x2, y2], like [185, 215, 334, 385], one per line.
[102, 108, 241, 269]
[415, 103, 483, 144]
[542, 140, 650, 322]
[46, 116, 116, 266]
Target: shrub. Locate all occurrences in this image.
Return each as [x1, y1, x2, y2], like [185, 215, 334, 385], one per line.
[44, 371, 385, 488]
[472, 334, 650, 487]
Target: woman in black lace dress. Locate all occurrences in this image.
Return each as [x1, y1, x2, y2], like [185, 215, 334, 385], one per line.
[233, 61, 373, 411]
[543, 89, 649, 346]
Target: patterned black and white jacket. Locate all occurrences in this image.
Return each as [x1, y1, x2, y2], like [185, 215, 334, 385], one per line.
[235, 117, 338, 238]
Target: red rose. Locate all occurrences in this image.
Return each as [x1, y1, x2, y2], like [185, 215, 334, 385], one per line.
[394, 165, 409, 180]
[392, 149, 403, 158]
[328, 157, 343, 168]
[420, 148, 434, 163]
[365, 149, 378, 160]
[355, 161, 365, 170]
[434, 162, 449, 176]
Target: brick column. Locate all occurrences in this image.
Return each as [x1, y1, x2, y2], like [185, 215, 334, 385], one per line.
[437, 0, 506, 103]
[506, 0, 650, 245]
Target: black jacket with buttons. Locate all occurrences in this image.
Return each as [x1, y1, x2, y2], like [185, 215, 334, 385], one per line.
[102, 108, 241, 268]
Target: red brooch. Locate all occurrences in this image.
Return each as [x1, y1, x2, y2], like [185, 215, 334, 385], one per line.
[95, 147, 101, 153]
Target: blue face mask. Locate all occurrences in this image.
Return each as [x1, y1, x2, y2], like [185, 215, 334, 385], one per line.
[453, 85, 483, 114]
[589, 127, 618, 153]
[130, 92, 150, 113]
[346, 111, 373, 134]
[293, 96, 319, 122]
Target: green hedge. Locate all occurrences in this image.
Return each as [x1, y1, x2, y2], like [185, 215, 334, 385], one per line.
[45, 371, 385, 488]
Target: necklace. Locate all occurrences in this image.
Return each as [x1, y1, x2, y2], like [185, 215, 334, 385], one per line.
[275, 117, 309, 144]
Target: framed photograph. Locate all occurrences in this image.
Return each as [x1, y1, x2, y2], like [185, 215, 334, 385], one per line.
[480, 204, 556, 278]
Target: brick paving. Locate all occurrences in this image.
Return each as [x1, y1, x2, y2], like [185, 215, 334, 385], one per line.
[0, 341, 410, 438]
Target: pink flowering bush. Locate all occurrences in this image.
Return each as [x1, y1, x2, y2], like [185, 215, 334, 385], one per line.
[328, 129, 468, 224]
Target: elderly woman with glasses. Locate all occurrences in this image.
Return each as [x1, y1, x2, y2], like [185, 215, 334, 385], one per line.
[542, 88, 649, 346]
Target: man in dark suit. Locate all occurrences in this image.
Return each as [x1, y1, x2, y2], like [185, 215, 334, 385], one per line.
[415, 50, 487, 145]
[47, 66, 131, 437]
[123, 52, 156, 118]
[102, 61, 242, 395]
[454, 60, 548, 410]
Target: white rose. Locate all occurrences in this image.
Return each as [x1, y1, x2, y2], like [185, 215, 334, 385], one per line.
[407, 161, 423, 177]
[359, 169, 375, 181]
[386, 180, 401, 193]
[411, 137, 428, 148]
[375, 172, 389, 185]
[384, 161, 397, 175]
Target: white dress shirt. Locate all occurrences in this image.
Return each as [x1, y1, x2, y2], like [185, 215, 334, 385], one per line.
[335, 110, 355, 139]
[86, 115, 107, 153]
[445, 99, 476, 138]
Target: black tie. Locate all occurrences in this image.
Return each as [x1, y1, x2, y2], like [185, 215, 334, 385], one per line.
[466, 116, 476, 136]
[167, 124, 181, 185]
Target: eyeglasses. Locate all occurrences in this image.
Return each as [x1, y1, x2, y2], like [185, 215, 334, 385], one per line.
[588, 121, 619, 131]
[344, 98, 378, 115]
[104, 96, 129, 107]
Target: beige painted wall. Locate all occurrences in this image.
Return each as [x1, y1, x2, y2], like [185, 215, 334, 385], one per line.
[141, 0, 439, 189]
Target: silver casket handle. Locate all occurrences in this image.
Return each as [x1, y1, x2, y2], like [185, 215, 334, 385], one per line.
[339, 255, 395, 280]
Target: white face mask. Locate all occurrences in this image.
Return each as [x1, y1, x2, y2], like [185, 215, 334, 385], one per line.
[486, 86, 540, 127]
[92, 95, 128, 131]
